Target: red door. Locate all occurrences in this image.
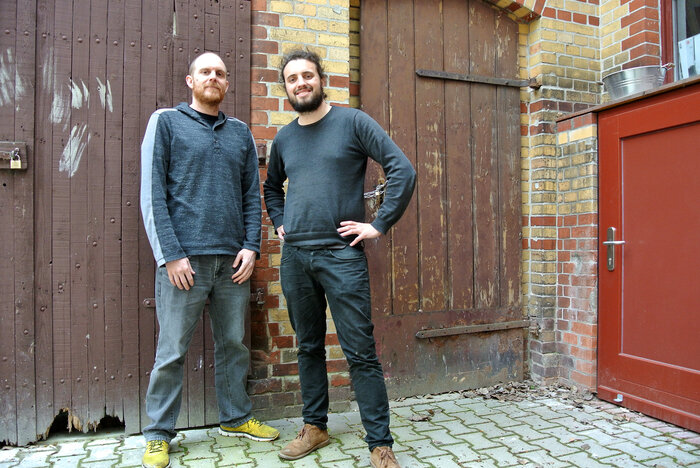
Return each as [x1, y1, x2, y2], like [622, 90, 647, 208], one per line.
[598, 83, 700, 432]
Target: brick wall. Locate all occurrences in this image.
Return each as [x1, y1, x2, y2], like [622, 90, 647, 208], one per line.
[248, 0, 355, 419]
[244, 0, 657, 414]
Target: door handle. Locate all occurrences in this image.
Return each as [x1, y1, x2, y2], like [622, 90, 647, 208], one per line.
[603, 227, 625, 271]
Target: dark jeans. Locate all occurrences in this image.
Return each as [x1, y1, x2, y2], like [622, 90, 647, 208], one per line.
[281, 244, 393, 450]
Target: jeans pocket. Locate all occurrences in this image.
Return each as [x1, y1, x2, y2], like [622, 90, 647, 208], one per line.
[328, 245, 365, 261]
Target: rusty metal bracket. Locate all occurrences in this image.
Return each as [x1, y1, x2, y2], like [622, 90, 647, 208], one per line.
[416, 69, 540, 89]
[415, 319, 530, 339]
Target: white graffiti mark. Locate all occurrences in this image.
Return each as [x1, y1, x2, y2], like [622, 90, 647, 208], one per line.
[96, 77, 113, 112]
[70, 79, 89, 109]
[0, 48, 27, 108]
[59, 123, 90, 178]
[49, 90, 68, 125]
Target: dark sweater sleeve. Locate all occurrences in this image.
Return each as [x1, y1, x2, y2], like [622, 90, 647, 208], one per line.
[262, 140, 287, 232]
[354, 112, 416, 234]
[140, 111, 186, 266]
[241, 131, 263, 255]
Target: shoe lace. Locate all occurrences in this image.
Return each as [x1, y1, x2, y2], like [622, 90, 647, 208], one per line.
[377, 447, 397, 465]
[296, 425, 310, 439]
[146, 440, 166, 453]
[247, 418, 262, 428]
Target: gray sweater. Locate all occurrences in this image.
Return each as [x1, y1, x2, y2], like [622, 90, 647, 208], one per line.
[141, 103, 261, 266]
[263, 106, 416, 247]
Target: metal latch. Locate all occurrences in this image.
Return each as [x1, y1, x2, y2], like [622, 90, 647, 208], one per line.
[602, 227, 625, 271]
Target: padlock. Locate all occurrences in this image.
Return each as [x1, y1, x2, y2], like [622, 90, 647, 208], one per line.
[10, 157, 21, 169]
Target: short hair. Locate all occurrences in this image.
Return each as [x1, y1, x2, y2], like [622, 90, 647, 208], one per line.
[188, 52, 225, 76]
[279, 49, 326, 83]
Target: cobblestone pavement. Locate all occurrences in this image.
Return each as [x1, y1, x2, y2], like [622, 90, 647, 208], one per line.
[1, 392, 698, 467]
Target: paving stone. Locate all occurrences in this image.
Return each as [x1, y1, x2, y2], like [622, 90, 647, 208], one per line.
[494, 435, 536, 455]
[544, 415, 596, 433]
[422, 454, 465, 467]
[571, 438, 622, 459]
[461, 431, 503, 450]
[118, 435, 145, 451]
[459, 400, 500, 417]
[513, 414, 561, 431]
[480, 445, 528, 467]
[117, 447, 143, 467]
[616, 430, 667, 449]
[50, 440, 87, 458]
[579, 427, 632, 447]
[518, 448, 573, 467]
[434, 418, 478, 436]
[483, 411, 522, 428]
[392, 425, 430, 443]
[0, 449, 20, 463]
[559, 451, 617, 468]
[0, 463, 18, 468]
[45, 455, 84, 467]
[647, 442, 700, 465]
[606, 440, 663, 462]
[470, 422, 512, 439]
[530, 437, 580, 456]
[507, 424, 551, 442]
[598, 453, 659, 467]
[405, 437, 449, 458]
[415, 428, 462, 446]
[81, 460, 119, 467]
[439, 442, 482, 462]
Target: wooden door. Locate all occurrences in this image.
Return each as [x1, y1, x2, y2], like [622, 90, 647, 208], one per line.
[0, 0, 250, 446]
[0, 1, 36, 447]
[360, 0, 524, 396]
[598, 83, 700, 432]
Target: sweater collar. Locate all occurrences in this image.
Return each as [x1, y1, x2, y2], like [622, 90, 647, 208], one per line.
[176, 102, 227, 128]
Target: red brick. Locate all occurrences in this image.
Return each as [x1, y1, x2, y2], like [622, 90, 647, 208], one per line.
[572, 322, 596, 336]
[252, 11, 280, 26]
[575, 360, 596, 374]
[564, 239, 577, 250]
[563, 332, 578, 345]
[331, 374, 351, 387]
[621, 7, 659, 28]
[558, 10, 572, 21]
[572, 226, 595, 238]
[573, 112, 597, 127]
[251, 82, 268, 96]
[558, 296, 571, 308]
[532, 216, 557, 226]
[531, 239, 556, 250]
[557, 119, 572, 132]
[588, 15, 600, 26]
[251, 126, 278, 140]
[571, 345, 596, 361]
[580, 335, 596, 348]
[559, 227, 571, 239]
[272, 335, 294, 349]
[251, 0, 267, 11]
[629, 43, 661, 59]
[252, 25, 268, 40]
[543, 7, 556, 18]
[577, 213, 597, 225]
[571, 371, 596, 389]
[252, 40, 278, 54]
[329, 75, 350, 88]
[559, 273, 571, 285]
[327, 359, 349, 372]
[630, 18, 660, 35]
[622, 31, 660, 51]
[272, 363, 299, 376]
[563, 215, 579, 227]
[558, 251, 571, 262]
[573, 12, 587, 24]
[350, 82, 360, 97]
[251, 97, 279, 111]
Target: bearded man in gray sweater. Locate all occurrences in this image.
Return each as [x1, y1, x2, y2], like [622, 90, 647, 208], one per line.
[140, 52, 278, 468]
[263, 49, 416, 468]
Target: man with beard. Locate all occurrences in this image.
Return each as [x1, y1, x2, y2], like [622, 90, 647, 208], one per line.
[263, 50, 416, 468]
[140, 52, 278, 468]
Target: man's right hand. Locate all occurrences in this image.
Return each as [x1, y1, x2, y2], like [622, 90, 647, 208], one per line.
[276, 225, 286, 241]
[165, 257, 195, 290]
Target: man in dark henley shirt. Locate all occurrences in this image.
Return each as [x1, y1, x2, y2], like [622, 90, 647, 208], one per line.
[263, 50, 416, 468]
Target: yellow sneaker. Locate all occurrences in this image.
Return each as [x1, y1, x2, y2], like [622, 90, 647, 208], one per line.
[142, 440, 170, 468]
[219, 418, 280, 441]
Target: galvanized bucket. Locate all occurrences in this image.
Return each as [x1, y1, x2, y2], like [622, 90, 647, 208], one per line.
[602, 64, 674, 100]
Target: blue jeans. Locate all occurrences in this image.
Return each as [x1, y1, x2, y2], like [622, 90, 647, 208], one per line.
[143, 255, 251, 442]
[281, 244, 393, 451]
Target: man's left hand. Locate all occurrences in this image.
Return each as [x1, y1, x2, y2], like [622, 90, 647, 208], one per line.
[337, 221, 381, 246]
[232, 248, 256, 284]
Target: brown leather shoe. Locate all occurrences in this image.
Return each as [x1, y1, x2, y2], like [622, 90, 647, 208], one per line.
[278, 424, 330, 460]
[370, 446, 401, 468]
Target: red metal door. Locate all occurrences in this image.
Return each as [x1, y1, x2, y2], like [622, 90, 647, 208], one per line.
[598, 83, 700, 432]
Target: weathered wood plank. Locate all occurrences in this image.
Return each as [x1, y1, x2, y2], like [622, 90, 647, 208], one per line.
[122, 0, 143, 435]
[496, 12, 522, 315]
[173, 0, 190, 106]
[469, 0, 499, 309]
[359, 1, 392, 319]
[52, 0, 74, 421]
[219, 0, 236, 119]
[0, 0, 18, 444]
[204, 13, 219, 54]
[387, 0, 420, 318]
[104, 0, 126, 420]
[233, 0, 250, 124]
[138, 0, 159, 432]
[443, 0, 475, 311]
[15, 0, 38, 445]
[87, 0, 109, 427]
[414, 0, 447, 312]
[70, 0, 91, 428]
[34, 0, 57, 437]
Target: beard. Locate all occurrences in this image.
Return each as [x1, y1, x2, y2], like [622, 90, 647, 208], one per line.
[193, 83, 225, 106]
[288, 85, 324, 113]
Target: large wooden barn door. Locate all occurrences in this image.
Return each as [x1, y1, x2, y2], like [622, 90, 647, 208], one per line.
[0, 0, 250, 446]
[361, 0, 524, 396]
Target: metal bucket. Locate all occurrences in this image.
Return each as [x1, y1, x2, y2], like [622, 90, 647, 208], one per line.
[602, 64, 673, 100]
